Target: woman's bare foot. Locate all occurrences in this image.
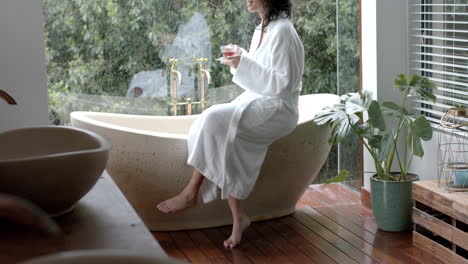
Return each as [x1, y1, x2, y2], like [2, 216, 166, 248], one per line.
[224, 214, 251, 248]
[157, 191, 197, 213]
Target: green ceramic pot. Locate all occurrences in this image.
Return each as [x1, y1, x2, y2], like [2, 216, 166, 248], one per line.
[370, 174, 419, 232]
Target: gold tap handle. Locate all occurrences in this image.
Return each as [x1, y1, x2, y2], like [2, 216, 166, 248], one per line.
[168, 58, 179, 70]
[196, 57, 208, 63]
[173, 98, 178, 116]
[167, 58, 183, 116]
[196, 57, 208, 70]
[195, 57, 210, 112]
[187, 98, 192, 115]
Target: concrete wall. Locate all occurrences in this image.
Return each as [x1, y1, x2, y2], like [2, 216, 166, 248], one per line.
[409, 130, 441, 181]
[0, 0, 48, 133]
[361, 0, 377, 189]
[362, 0, 439, 188]
[361, 0, 414, 188]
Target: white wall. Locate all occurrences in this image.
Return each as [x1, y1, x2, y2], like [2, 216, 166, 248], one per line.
[361, 0, 411, 188]
[0, 0, 48, 133]
[409, 129, 440, 180]
[362, 0, 440, 187]
[361, 0, 377, 189]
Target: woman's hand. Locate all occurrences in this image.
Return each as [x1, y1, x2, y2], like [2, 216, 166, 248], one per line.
[221, 55, 241, 69]
[221, 44, 242, 69]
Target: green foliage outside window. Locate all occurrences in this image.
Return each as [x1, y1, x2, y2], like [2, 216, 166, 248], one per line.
[43, 0, 359, 123]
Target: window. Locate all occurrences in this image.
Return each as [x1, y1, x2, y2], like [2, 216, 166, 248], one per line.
[44, 1, 254, 124]
[337, 0, 360, 190]
[410, 0, 468, 123]
[43, 0, 360, 187]
[44, 0, 348, 125]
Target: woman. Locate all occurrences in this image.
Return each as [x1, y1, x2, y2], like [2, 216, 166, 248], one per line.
[157, 0, 304, 248]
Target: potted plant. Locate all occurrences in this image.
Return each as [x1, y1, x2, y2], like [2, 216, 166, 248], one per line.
[313, 74, 437, 231]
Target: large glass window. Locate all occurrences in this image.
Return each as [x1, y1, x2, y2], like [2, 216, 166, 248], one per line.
[44, 0, 254, 124]
[337, 0, 361, 190]
[43, 0, 360, 187]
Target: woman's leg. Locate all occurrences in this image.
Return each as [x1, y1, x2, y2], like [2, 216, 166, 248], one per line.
[223, 196, 251, 248]
[157, 169, 204, 213]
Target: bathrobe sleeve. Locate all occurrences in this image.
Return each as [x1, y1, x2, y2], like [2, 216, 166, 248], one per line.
[232, 26, 298, 96]
[229, 48, 248, 76]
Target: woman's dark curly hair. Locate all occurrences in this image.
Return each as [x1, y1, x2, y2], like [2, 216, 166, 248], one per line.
[257, 0, 292, 28]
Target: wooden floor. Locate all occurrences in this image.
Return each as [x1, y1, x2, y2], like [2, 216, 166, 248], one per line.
[152, 184, 445, 264]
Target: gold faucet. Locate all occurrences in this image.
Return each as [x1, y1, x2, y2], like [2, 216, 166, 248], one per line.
[186, 98, 192, 115]
[196, 58, 212, 112]
[0, 90, 17, 105]
[168, 58, 183, 116]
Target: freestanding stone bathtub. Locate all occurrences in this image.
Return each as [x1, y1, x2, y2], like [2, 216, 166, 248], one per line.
[71, 93, 339, 231]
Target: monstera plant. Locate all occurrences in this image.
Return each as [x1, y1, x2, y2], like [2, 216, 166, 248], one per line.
[313, 73, 437, 231]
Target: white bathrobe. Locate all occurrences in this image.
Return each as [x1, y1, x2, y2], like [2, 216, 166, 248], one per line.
[187, 17, 304, 203]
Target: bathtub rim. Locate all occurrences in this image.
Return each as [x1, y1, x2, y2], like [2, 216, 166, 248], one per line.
[70, 93, 339, 140]
[71, 111, 196, 140]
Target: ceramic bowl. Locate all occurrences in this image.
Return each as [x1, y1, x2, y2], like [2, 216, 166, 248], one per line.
[0, 126, 110, 216]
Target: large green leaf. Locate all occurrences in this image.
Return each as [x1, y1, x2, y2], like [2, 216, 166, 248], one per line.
[407, 121, 423, 157]
[313, 104, 345, 126]
[394, 74, 408, 87]
[339, 93, 354, 103]
[355, 123, 372, 139]
[407, 116, 433, 157]
[420, 76, 437, 90]
[368, 101, 386, 131]
[348, 113, 360, 125]
[394, 74, 408, 92]
[313, 93, 363, 145]
[368, 135, 383, 149]
[407, 75, 437, 102]
[343, 91, 374, 116]
[328, 113, 353, 144]
[324, 169, 348, 184]
[413, 115, 433, 141]
[382, 102, 409, 116]
[381, 101, 417, 124]
[394, 74, 437, 103]
[361, 90, 374, 109]
[408, 74, 419, 86]
[345, 101, 366, 115]
[345, 92, 367, 115]
[378, 133, 393, 162]
[417, 85, 437, 102]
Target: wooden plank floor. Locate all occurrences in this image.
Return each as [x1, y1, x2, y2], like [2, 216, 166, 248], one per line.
[152, 184, 445, 264]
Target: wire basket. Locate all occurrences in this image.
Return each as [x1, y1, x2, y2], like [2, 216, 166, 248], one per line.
[437, 108, 468, 191]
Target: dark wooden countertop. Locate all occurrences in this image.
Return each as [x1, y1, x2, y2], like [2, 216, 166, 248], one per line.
[0, 171, 166, 264]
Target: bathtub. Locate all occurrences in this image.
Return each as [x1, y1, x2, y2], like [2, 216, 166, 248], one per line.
[71, 93, 339, 231]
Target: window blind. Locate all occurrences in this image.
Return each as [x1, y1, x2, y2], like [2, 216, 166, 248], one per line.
[410, 0, 468, 124]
